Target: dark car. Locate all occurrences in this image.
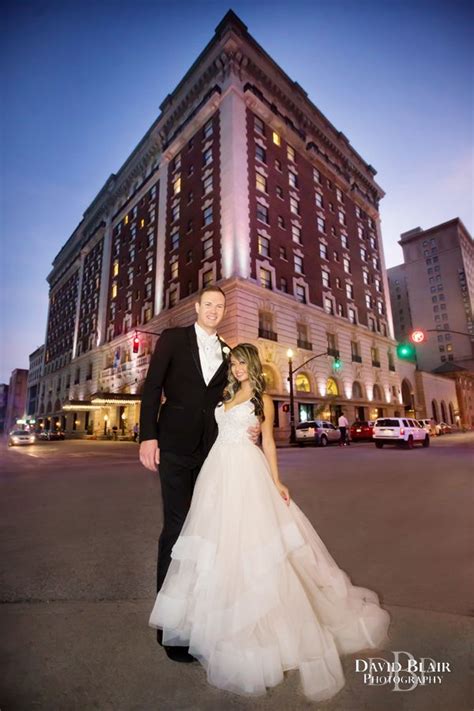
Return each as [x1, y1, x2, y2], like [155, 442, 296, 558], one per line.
[38, 430, 65, 441]
[350, 420, 374, 441]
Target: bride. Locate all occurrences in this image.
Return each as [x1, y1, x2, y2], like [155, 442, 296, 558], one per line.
[148, 343, 391, 702]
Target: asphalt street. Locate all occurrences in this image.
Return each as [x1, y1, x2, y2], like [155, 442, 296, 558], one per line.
[1, 433, 472, 711]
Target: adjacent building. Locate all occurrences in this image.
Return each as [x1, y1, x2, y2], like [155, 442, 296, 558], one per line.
[4, 369, 28, 432]
[0, 384, 9, 433]
[26, 345, 45, 423]
[34, 10, 403, 440]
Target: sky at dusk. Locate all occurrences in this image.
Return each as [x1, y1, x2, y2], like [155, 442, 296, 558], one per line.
[1, 0, 473, 383]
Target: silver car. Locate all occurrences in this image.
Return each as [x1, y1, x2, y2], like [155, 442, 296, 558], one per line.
[8, 430, 36, 446]
[296, 420, 341, 447]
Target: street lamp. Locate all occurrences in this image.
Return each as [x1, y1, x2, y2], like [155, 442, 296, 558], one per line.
[287, 349, 296, 444]
[286, 348, 341, 444]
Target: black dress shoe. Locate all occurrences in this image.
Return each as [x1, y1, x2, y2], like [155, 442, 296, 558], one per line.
[164, 645, 197, 663]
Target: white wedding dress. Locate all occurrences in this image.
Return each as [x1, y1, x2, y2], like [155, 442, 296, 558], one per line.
[148, 400, 391, 702]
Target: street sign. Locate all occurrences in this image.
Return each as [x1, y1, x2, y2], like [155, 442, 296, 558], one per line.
[410, 329, 426, 344]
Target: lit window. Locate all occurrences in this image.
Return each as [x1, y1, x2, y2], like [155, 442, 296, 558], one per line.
[258, 235, 270, 257]
[140, 218, 145, 228]
[272, 131, 281, 146]
[113, 260, 119, 277]
[256, 173, 267, 193]
[173, 177, 181, 195]
[203, 269, 213, 287]
[287, 145, 295, 162]
[171, 261, 179, 279]
[111, 283, 117, 299]
[260, 268, 272, 289]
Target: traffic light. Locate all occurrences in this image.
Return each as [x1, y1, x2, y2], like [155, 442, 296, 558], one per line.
[132, 334, 140, 354]
[396, 342, 416, 360]
[333, 356, 342, 371]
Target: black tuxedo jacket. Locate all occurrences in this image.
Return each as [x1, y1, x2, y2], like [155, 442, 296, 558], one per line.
[139, 324, 229, 456]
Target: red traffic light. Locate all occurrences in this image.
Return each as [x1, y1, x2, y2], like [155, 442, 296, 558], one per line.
[132, 335, 140, 353]
[409, 329, 426, 344]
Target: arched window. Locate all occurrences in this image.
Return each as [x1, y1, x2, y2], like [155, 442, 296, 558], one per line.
[449, 402, 455, 425]
[352, 381, 363, 399]
[373, 384, 382, 401]
[295, 372, 311, 392]
[262, 365, 277, 391]
[440, 401, 447, 422]
[326, 377, 339, 396]
[432, 400, 439, 422]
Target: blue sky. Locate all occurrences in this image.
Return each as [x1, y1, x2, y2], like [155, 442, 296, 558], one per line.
[1, 0, 472, 382]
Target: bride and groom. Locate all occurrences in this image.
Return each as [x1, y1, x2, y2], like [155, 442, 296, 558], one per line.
[139, 285, 390, 702]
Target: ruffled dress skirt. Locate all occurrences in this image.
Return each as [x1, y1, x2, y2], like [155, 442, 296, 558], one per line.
[149, 438, 391, 702]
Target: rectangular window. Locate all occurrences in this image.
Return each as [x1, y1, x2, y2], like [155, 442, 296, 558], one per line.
[289, 197, 300, 215]
[296, 285, 306, 303]
[322, 270, 330, 288]
[279, 245, 287, 260]
[174, 154, 181, 172]
[173, 177, 181, 195]
[341, 234, 348, 249]
[288, 171, 298, 188]
[348, 308, 356, 324]
[346, 283, 353, 299]
[360, 247, 367, 261]
[291, 224, 302, 243]
[260, 267, 272, 289]
[203, 175, 213, 195]
[254, 116, 264, 135]
[203, 269, 213, 287]
[313, 167, 321, 183]
[317, 216, 326, 233]
[171, 205, 180, 223]
[147, 256, 153, 272]
[169, 289, 177, 307]
[203, 147, 213, 166]
[258, 235, 270, 257]
[365, 294, 372, 309]
[324, 298, 334, 315]
[256, 203, 269, 224]
[338, 210, 346, 226]
[203, 119, 213, 139]
[255, 144, 266, 163]
[294, 254, 304, 274]
[336, 187, 344, 203]
[319, 242, 328, 259]
[287, 145, 295, 162]
[170, 261, 179, 279]
[278, 215, 285, 228]
[315, 192, 324, 209]
[203, 205, 213, 226]
[280, 276, 288, 292]
[276, 185, 284, 199]
[171, 231, 179, 250]
[256, 173, 267, 193]
[272, 131, 281, 146]
[343, 257, 351, 274]
[202, 237, 213, 259]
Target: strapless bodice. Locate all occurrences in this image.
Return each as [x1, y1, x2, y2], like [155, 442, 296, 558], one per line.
[214, 399, 259, 445]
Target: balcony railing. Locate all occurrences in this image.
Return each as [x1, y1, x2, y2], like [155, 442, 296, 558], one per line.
[258, 328, 278, 342]
[327, 347, 339, 357]
[372, 360, 381, 368]
[351, 354, 362, 363]
[297, 339, 313, 350]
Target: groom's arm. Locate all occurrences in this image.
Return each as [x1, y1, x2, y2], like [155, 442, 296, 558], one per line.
[139, 329, 174, 443]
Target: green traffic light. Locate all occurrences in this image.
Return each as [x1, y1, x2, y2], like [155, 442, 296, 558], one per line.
[333, 357, 342, 371]
[396, 342, 416, 359]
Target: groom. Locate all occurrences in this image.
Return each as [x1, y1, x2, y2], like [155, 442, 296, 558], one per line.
[139, 285, 259, 663]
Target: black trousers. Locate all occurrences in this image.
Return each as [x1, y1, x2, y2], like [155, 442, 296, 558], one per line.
[155, 449, 205, 645]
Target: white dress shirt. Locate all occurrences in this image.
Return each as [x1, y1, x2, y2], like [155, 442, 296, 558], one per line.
[338, 415, 349, 428]
[194, 322, 223, 385]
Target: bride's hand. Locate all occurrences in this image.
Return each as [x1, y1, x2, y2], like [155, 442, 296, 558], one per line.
[276, 482, 290, 505]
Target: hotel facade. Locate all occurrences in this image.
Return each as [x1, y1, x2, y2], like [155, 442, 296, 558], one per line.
[34, 11, 405, 441]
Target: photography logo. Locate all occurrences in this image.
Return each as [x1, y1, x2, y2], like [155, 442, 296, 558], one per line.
[355, 651, 452, 692]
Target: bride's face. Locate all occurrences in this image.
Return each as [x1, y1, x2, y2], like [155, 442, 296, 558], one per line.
[230, 357, 249, 383]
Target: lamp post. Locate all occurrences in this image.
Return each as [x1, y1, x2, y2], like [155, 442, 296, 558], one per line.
[287, 349, 296, 444]
[103, 414, 108, 436]
[286, 349, 340, 444]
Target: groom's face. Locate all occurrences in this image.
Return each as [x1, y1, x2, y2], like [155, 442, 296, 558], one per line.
[195, 291, 226, 332]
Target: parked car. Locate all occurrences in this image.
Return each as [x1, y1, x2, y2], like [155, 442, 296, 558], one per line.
[372, 417, 429, 449]
[350, 420, 374, 441]
[438, 422, 452, 435]
[8, 430, 36, 446]
[418, 418, 438, 435]
[296, 420, 341, 447]
[37, 430, 65, 441]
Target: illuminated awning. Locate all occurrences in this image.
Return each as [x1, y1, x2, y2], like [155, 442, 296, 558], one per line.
[90, 392, 142, 406]
[62, 400, 101, 411]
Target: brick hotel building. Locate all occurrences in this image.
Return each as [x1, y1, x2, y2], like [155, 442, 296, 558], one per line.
[35, 10, 403, 440]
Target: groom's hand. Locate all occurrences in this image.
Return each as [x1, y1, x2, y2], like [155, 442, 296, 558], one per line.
[140, 439, 160, 471]
[247, 423, 261, 444]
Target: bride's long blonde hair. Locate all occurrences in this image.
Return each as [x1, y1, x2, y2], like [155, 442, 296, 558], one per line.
[223, 343, 266, 422]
